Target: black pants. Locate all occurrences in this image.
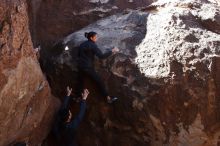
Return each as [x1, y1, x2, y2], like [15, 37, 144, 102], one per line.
[76, 67, 108, 97]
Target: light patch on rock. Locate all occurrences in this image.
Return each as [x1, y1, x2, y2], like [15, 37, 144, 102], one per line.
[149, 114, 166, 142]
[0, 57, 44, 100]
[132, 99, 144, 111]
[169, 114, 210, 146]
[89, 0, 109, 4]
[64, 11, 148, 57]
[135, 0, 220, 77]
[72, 7, 114, 16]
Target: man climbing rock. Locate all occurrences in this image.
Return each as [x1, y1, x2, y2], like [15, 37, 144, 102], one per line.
[52, 86, 73, 140]
[76, 31, 119, 103]
[52, 87, 89, 146]
[62, 89, 89, 146]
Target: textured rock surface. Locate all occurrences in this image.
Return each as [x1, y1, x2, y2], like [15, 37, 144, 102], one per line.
[43, 0, 220, 145]
[27, 0, 153, 47]
[0, 1, 59, 146]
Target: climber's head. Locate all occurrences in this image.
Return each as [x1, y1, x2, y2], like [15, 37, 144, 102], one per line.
[60, 109, 72, 123]
[85, 31, 97, 42]
[66, 110, 72, 122]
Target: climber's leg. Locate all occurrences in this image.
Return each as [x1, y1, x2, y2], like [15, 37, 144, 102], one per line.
[83, 68, 109, 97]
[83, 68, 118, 103]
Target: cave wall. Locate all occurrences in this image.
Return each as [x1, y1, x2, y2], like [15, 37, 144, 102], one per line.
[0, 0, 59, 145]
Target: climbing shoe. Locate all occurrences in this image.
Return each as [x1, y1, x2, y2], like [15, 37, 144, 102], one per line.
[107, 96, 118, 104]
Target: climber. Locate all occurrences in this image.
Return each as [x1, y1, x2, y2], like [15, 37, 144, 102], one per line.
[76, 31, 119, 103]
[60, 88, 89, 146]
[52, 86, 73, 140]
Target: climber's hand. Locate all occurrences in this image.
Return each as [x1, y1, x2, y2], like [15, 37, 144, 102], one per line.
[112, 47, 119, 54]
[67, 86, 72, 96]
[82, 89, 89, 100]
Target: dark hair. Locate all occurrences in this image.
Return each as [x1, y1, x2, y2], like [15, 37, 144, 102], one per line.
[85, 31, 97, 40]
[59, 109, 69, 122]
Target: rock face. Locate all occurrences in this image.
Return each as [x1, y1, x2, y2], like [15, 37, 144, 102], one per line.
[27, 0, 153, 47]
[44, 0, 220, 145]
[0, 1, 59, 146]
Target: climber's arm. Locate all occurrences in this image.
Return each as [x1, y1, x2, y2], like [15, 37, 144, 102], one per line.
[69, 100, 87, 130]
[92, 43, 112, 59]
[61, 86, 72, 110]
[69, 89, 89, 130]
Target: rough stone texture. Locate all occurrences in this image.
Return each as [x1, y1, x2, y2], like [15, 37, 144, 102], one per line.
[0, 1, 60, 146]
[27, 0, 153, 47]
[43, 0, 220, 145]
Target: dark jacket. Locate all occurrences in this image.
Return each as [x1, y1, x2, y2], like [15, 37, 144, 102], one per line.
[53, 96, 87, 146]
[78, 40, 112, 69]
[53, 96, 71, 140]
[62, 100, 87, 146]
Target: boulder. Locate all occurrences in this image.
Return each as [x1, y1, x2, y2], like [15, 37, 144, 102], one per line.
[27, 0, 154, 47]
[0, 1, 60, 146]
[44, 0, 220, 145]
